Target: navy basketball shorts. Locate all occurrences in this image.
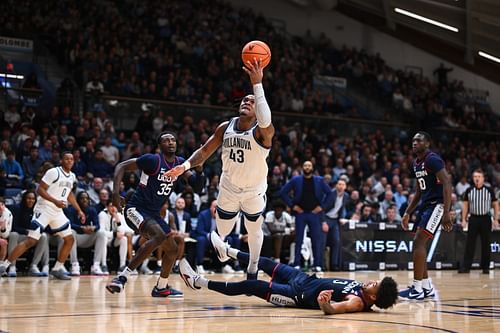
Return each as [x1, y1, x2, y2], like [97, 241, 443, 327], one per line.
[124, 205, 171, 236]
[412, 203, 444, 238]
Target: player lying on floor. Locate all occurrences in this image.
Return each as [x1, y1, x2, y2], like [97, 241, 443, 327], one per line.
[179, 233, 398, 314]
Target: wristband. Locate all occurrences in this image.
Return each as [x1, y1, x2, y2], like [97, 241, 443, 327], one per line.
[182, 160, 191, 171]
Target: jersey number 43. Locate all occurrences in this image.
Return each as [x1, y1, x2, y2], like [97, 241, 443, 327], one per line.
[229, 149, 244, 163]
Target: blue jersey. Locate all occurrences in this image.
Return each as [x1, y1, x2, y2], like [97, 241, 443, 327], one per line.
[294, 276, 367, 310]
[127, 153, 184, 216]
[412, 151, 444, 206]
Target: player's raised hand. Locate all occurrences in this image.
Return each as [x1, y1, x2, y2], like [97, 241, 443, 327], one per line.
[317, 290, 333, 305]
[163, 165, 184, 179]
[442, 212, 453, 232]
[243, 58, 263, 85]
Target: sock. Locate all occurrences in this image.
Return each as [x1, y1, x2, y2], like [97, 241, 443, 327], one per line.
[119, 267, 133, 277]
[157, 277, 168, 289]
[244, 217, 264, 274]
[175, 259, 180, 266]
[141, 259, 149, 269]
[157, 260, 162, 267]
[413, 279, 423, 292]
[197, 276, 209, 288]
[1, 260, 10, 268]
[228, 248, 239, 260]
[422, 278, 432, 289]
[53, 261, 64, 270]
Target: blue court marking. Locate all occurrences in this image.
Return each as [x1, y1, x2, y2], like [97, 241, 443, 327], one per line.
[148, 314, 458, 333]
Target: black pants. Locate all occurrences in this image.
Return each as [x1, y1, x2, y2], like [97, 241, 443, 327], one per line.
[463, 215, 491, 270]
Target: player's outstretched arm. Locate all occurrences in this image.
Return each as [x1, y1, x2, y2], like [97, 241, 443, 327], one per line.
[243, 59, 275, 148]
[164, 122, 227, 178]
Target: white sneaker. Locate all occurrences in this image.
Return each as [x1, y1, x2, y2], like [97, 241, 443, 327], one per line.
[8, 265, 17, 277]
[71, 264, 81, 276]
[42, 265, 50, 276]
[180, 259, 201, 290]
[196, 265, 206, 274]
[210, 231, 230, 262]
[222, 264, 235, 274]
[91, 265, 105, 275]
[140, 265, 153, 275]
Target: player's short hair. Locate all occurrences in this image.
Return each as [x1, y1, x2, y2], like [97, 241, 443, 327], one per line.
[416, 131, 432, 142]
[61, 150, 73, 158]
[157, 131, 177, 145]
[375, 276, 398, 309]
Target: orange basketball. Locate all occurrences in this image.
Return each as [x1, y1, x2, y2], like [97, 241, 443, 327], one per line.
[241, 40, 271, 68]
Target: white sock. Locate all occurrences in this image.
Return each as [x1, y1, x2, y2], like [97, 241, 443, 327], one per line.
[175, 259, 180, 266]
[157, 277, 168, 289]
[245, 217, 264, 274]
[53, 261, 64, 270]
[422, 278, 432, 289]
[228, 248, 239, 260]
[413, 279, 423, 292]
[1, 260, 10, 268]
[119, 267, 132, 277]
[141, 259, 149, 269]
[196, 276, 209, 288]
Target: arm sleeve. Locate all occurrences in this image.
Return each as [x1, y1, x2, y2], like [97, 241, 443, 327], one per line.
[253, 83, 272, 128]
[41, 168, 58, 185]
[426, 154, 445, 173]
[136, 154, 160, 176]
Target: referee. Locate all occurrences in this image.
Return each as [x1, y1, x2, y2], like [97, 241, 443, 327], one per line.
[459, 169, 499, 273]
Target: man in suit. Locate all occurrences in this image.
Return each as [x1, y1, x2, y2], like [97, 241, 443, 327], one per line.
[321, 178, 349, 271]
[192, 199, 218, 273]
[280, 161, 330, 272]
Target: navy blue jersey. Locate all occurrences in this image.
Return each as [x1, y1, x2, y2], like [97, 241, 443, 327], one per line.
[412, 151, 444, 205]
[294, 276, 367, 309]
[127, 153, 184, 216]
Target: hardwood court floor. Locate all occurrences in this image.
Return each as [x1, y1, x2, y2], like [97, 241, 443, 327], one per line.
[1, 270, 499, 333]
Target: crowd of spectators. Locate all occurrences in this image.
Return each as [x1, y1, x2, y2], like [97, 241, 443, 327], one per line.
[2, 0, 499, 129]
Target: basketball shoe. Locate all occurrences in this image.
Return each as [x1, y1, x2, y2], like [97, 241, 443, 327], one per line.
[179, 258, 201, 290]
[210, 231, 230, 262]
[399, 285, 424, 300]
[106, 276, 127, 294]
[151, 285, 184, 298]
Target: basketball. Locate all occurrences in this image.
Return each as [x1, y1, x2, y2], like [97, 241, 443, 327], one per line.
[241, 40, 271, 68]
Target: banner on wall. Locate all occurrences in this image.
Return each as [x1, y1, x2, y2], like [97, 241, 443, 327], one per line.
[340, 224, 500, 270]
[0, 36, 33, 52]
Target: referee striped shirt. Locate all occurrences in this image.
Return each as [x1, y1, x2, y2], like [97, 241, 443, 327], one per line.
[463, 186, 497, 216]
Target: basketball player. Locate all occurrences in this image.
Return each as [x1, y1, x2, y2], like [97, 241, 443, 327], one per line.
[0, 152, 84, 280]
[165, 59, 274, 280]
[106, 132, 203, 297]
[179, 233, 398, 313]
[399, 132, 452, 300]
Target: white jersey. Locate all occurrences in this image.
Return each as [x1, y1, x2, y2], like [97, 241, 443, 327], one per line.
[220, 117, 270, 190]
[35, 166, 77, 214]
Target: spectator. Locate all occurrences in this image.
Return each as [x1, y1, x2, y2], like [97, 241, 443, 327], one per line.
[455, 176, 470, 197]
[8, 190, 49, 276]
[22, 146, 43, 184]
[385, 206, 401, 224]
[191, 199, 218, 274]
[321, 179, 349, 271]
[66, 191, 107, 276]
[379, 191, 396, 220]
[280, 160, 330, 272]
[0, 197, 13, 272]
[100, 136, 120, 166]
[88, 149, 114, 179]
[264, 200, 294, 263]
[2, 151, 24, 188]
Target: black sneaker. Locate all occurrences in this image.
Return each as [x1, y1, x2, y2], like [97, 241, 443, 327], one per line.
[106, 276, 128, 294]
